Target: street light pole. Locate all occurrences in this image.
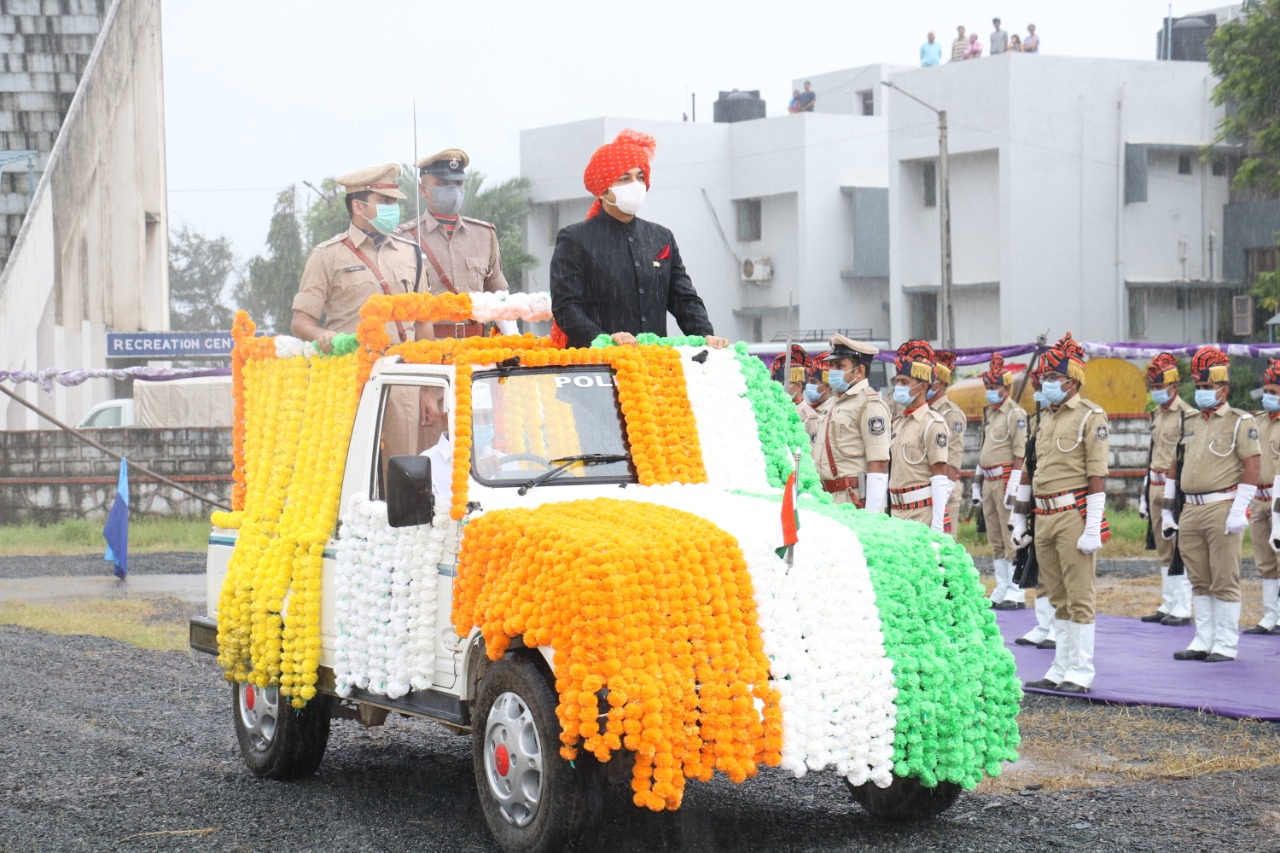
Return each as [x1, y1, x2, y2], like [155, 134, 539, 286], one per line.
[881, 81, 954, 348]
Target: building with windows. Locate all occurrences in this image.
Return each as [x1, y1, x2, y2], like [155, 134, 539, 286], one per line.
[886, 55, 1237, 347]
[519, 67, 900, 346]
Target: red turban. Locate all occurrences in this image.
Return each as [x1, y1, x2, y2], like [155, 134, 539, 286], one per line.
[982, 352, 1013, 387]
[583, 129, 655, 220]
[1264, 359, 1280, 388]
[770, 345, 810, 384]
[1145, 352, 1179, 385]
[1190, 346, 1230, 383]
[933, 350, 957, 383]
[1040, 333, 1087, 383]
[894, 340, 936, 383]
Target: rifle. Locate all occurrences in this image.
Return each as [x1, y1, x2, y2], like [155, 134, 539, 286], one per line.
[1143, 414, 1156, 552]
[1166, 413, 1188, 576]
[1011, 417, 1039, 589]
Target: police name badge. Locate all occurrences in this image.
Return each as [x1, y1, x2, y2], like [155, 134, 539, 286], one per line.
[343, 265, 368, 273]
[869, 416, 885, 436]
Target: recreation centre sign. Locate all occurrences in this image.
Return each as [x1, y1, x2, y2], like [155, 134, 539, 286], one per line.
[106, 331, 235, 359]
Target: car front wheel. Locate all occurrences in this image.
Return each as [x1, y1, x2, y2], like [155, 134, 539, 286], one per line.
[847, 774, 961, 820]
[232, 682, 331, 780]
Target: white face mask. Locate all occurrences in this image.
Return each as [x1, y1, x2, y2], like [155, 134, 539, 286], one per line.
[607, 181, 646, 215]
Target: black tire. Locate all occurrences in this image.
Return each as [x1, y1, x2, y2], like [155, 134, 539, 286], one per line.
[472, 655, 602, 853]
[847, 775, 962, 820]
[231, 682, 331, 780]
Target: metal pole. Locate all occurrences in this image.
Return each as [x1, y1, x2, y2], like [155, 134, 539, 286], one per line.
[26, 153, 35, 209]
[938, 110, 954, 348]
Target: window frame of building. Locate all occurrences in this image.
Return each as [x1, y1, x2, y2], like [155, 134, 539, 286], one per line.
[858, 89, 874, 116]
[922, 161, 937, 208]
[1178, 154, 1193, 175]
[736, 198, 762, 242]
[909, 292, 938, 340]
[1211, 157, 1226, 177]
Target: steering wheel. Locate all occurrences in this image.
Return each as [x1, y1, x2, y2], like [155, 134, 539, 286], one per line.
[492, 453, 553, 470]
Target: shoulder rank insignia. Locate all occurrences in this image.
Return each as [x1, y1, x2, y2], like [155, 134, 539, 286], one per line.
[868, 416, 885, 436]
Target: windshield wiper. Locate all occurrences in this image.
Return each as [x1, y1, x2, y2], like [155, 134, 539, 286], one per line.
[517, 454, 630, 495]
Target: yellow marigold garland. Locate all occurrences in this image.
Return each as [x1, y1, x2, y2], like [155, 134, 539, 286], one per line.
[453, 498, 783, 811]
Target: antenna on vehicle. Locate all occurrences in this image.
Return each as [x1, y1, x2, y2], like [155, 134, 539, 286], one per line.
[412, 99, 421, 234]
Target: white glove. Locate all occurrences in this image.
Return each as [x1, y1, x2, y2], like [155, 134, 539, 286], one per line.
[1271, 474, 1280, 552]
[496, 319, 519, 336]
[1003, 468, 1023, 510]
[863, 472, 888, 515]
[929, 474, 953, 532]
[1008, 512, 1031, 548]
[1225, 483, 1256, 536]
[1161, 508, 1178, 539]
[1138, 489, 1149, 520]
[1076, 492, 1105, 555]
[970, 480, 982, 507]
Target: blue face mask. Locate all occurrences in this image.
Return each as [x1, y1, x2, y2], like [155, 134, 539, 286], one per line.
[986, 389, 1004, 406]
[925, 385, 939, 401]
[1194, 388, 1221, 410]
[1041, 380, 1067, 406]
[369, 202, 401, 234]
[474, 423, 495, 449]
[1264, 393, 1280, 413]
[803, 384, 821, 405]
[827, 369, 851, 395]
[1151, 387, 1171, 406]
[893, 384, 916, 407]
[1033, 390, 1047, 406]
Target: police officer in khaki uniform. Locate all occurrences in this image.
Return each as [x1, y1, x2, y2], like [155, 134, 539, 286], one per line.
[1020, 333, 1109, 695]
[927, 350, 967, 538]
[291, 164, 436, 459]
[1163, 347, 1261, 662]
[397, 148, 515, 339]
[806, 353, 836, 427]
[1137, 353, 1195, 626]
[1245, 359, 1280, 635]
[771, 345, 817, 436]
[887, 341, 952, 531]
[972, 353, 1029, 610]
[811, 336, 891, 511]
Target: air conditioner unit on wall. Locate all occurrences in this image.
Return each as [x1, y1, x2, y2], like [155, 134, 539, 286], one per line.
[741, 256, 772, 283]
[1232, 295, 1253, 337]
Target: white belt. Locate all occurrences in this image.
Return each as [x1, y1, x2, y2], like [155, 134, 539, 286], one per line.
[1184, 489, 1236, 506]
[1148, 470, 1167, 485]
[979, 464, 1010, 479]
[1033, 492, 1077, 512]
[889, 485, 932, 506]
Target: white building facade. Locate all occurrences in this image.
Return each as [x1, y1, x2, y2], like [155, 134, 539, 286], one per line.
[520, 69, 898, 346]
[886, 55, 1235, 348]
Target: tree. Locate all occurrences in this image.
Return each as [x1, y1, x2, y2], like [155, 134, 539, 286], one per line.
[168, 224, 236, 331]
[462, 172, 537, 291]
[1207, 0, 1280, 194]
[235, 188, 306, 334]
[302, 178, 350, 248]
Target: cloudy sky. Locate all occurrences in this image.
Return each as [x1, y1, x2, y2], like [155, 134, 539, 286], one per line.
[162, 0, 1212, 260]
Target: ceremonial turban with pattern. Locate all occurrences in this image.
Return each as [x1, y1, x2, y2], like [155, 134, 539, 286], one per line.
[982, 352, 1013, 387]
[1264, 359, 1280, 387]
[933, 350, 957, 384]
[1040, 333, 1087, 383]
[894, 340, 936, 383]
[1190, 346, 1230, 383]
[1145, 352, 1180, 385]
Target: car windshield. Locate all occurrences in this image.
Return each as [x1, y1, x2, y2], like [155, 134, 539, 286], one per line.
[471, 367, 636, 486]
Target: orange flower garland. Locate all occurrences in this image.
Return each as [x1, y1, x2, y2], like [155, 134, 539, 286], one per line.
[453, 498, 783, 811]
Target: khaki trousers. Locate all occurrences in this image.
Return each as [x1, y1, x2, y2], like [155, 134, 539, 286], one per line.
[1148, 483, 1175, 565]
[891, 503, 933, 527]
[982, 479, 1015, 559]
[1033, 508, 1096, 624]
[1179, 501, 1242, 602]
[1250, 501, 1279, 580]
[382, 386, 442, 463]
[947, 488, 962, 539]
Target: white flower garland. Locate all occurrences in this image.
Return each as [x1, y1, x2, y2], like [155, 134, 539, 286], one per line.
[676, 347, 771, 493]
[469, 291, 553, 323]
[333, 495, 445, 698]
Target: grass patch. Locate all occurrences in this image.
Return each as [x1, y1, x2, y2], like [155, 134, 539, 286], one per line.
[0, 517, 209, 557]
[0, 598, 190, 651]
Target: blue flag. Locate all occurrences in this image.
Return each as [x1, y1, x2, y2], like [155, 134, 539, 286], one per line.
[103, 457, 129, 580]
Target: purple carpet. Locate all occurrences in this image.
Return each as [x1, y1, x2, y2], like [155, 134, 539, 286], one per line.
[994, 608, 1280, 721]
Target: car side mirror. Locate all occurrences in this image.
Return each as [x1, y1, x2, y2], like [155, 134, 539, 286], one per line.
[387, 456, 434, 528]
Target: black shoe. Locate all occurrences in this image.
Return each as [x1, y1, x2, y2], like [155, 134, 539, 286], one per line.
[1035, 639, 1057, 650]
[1204, 653, 1236, 663]
[1140, 611, 1169, 623]
[1173, 649, 1209, 661]
[1024, 678, 1060, 689]
[1056, 681, 1091, 694]
[1014, 637, 1037, 646]
[1242, 624, 1272, 635]
[993, 600, 1027, 611]
[1160, 616, 1191, 627]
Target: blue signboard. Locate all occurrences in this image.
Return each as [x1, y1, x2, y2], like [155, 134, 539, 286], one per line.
[106, 331, 235, 359]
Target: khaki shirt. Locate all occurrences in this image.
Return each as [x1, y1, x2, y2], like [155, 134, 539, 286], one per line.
[1179, 405, 1261, 495]
[398, 213, 508, 294]
[293, 224, 424, 339]
[932, 396, 967, 470]
[889, 404, 949, 488]
[796, 399, 820, 438]
[1032, 395, 1109, 496]
[1149, 395, 1195, 473]
[811, 379, 891, 481]
[978, 401, 1028, 468]
[1259, 412, 1280, 488]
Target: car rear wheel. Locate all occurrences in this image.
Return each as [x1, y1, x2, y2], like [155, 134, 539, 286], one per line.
[472, 655, 602, 853]
[232, 682, 331, 780]
[847, 775, 961, 820]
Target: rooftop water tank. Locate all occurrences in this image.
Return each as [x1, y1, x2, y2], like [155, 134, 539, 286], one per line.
[713, 89, 765, 123]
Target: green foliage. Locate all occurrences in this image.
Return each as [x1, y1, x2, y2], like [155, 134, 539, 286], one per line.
[167, 225, 236, 331]
[1207, 0, 1280, 194]
[235, 188, 306, 334]
[462, 172, 537, 292]
[302, 178, 350, 248]
[1251, 260, 1280, 313]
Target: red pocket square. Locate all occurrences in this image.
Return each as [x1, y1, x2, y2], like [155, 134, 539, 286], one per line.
[655, 244, 671, 261]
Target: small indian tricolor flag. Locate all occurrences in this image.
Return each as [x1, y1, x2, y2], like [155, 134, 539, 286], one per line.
[776, 469, 799, 558]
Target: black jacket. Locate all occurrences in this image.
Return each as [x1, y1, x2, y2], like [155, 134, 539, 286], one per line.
[550, 213, 715, 349]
